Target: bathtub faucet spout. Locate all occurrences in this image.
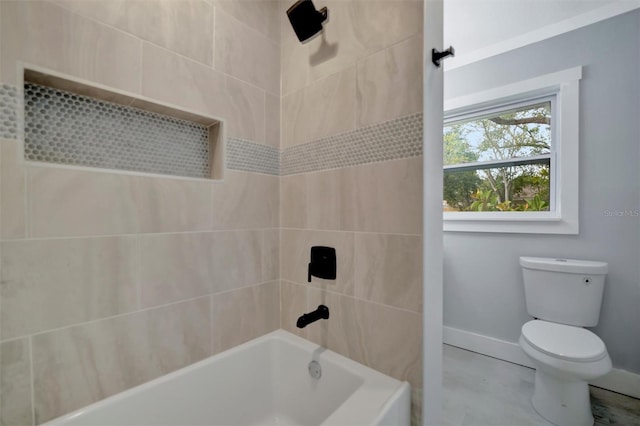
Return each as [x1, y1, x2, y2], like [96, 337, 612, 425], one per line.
[296, 305, 329, 328]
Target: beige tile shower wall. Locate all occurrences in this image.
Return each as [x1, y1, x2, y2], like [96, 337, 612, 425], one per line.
[0, 1, 281, 424]
[279, 0, 424, 423]
[0, 0, 281, 144]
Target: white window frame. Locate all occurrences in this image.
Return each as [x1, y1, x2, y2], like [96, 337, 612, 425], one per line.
[443, 66, 582, 234]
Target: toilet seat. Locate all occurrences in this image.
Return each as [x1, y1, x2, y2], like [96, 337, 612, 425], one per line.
[521, 320, 607, 362]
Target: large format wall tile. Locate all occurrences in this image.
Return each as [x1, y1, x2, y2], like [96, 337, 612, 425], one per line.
[54, 0, 214, 66]
[222, 74, 266, 143]
[280, 280, 307, 338]
[1, 237, 138, 340]
[281, 68, 356, 148]
[27, 166, 138, 237]
[354, 233, 422, 312]
[31, 297, 211, 424]
[265, 93, 281, 149]
[345, 0, 423, 56]
[139, 233, 215, 308]
[305, 289, 356, 359]
[281, 0, 374, 95]
[215, 9, 280, 95]
[211, 230, 264, 293]
[214, 0, 280, 42]
[212, 171, 278, 230]
[1, 139, 26, 239]
[142, 44, 265, 143]
[307, 290, 422, 388]
[281, 0, 423, 95]
[263, 229, 280, 282]
[280, 168, 356, 230]
[211, 281, 280, 354]
[304, 167, 356, 231]
[0, 1, 141, 93]
[353, 157, 422, 234]
[280, 174, 306, 229]
[280, 229, 354, 296]
[133, 176, 213, 233]
[141, 43, 225, 119]
[0, 338, 33, 426]
[357, 35, 423, 127]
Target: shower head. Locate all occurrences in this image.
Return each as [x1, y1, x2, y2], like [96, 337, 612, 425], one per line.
[287, 0, 328, 43]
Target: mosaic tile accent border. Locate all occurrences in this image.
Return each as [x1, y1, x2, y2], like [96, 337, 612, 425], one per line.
[226, 137, 280, 175]
[4, 82, 423, 178]
[24, 83, 211, 178]
[0, 85, 18, 139]
[280, 112, 423, 175]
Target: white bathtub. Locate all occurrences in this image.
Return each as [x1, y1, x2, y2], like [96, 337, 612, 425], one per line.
[46, 330, 410, 426]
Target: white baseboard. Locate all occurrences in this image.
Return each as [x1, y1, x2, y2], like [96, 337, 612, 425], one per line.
[443, 326, 640, 399]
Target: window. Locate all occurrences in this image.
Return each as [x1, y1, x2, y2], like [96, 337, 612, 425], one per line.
[444, 99, 553, 213]
[443, 67, 582, 234]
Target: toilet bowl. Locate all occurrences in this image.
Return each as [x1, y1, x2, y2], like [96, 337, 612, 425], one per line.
[520, 320, 611, 426]
[518, 256, 610, 426]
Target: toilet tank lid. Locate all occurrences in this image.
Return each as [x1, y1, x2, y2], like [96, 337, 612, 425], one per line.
[519, 257, 608, 274]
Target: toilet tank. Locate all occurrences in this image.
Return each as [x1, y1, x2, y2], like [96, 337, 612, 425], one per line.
[520, 257, 608, 327]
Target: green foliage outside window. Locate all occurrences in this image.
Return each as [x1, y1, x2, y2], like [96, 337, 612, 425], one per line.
[443, 102, 552, 212]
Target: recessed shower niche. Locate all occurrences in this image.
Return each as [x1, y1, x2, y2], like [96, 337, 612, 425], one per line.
[22, 69, 224, 179]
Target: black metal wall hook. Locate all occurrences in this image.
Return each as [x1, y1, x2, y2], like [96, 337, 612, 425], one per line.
[432, 46, 455, 67]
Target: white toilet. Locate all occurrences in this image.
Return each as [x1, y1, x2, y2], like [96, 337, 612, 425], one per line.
[518, 257, 612, 426]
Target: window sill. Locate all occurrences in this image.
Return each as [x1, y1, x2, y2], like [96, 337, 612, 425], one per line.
[443, 212, 578, 234]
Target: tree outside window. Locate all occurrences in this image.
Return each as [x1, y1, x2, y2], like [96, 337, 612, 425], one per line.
[443, 101, 552, 212]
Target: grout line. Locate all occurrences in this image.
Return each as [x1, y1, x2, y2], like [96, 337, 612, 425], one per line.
[211, 3, 216, 71]
[144, 40, 277, 96]
[281, 30, 421, 98]
[263, 87, 268, 148]
[352, 65, 358, 130]
[51, 1, 277, 98]
[279, 106, 423, 146]
[28, 336, 36, 426]
[0, 294, 214, 345]
[24, 159, 30, 238]
[215, 6, 281, 55]
[280, 228, 423, 237]
[138, 40, 143, 95]
[52, 1, 215, 72]
[222, 69, 280, 98]
[278, 280, 282, 330]
[210, 174, 216, 229]
[0, 140, 2, 347]
[0, 280, 280, 345]
[209, 294, 214, 356]
[50, 1, 146, 43]
[279, 279, 422, 316]
[261, 229, 266, 283]
[0, 228, 284, 243]
[135, 235, 142, 310]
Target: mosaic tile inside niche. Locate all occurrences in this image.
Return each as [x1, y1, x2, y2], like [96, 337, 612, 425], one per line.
[0, 84, 18, 139]
[281, 112, 423, 175]
[227, 137, 280, 175]
[24, 83, 211, 178]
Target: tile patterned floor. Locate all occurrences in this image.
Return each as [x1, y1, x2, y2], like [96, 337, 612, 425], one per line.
[443, 344, 640, 426]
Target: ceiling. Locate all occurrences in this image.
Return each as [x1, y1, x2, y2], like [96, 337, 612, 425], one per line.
[443, 0, 640, 68]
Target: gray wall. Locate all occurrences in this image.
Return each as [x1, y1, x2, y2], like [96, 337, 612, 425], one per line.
[443, 10, 640, 373]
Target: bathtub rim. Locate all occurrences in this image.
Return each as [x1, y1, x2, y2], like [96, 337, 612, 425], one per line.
[43, 329, 410, 426]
